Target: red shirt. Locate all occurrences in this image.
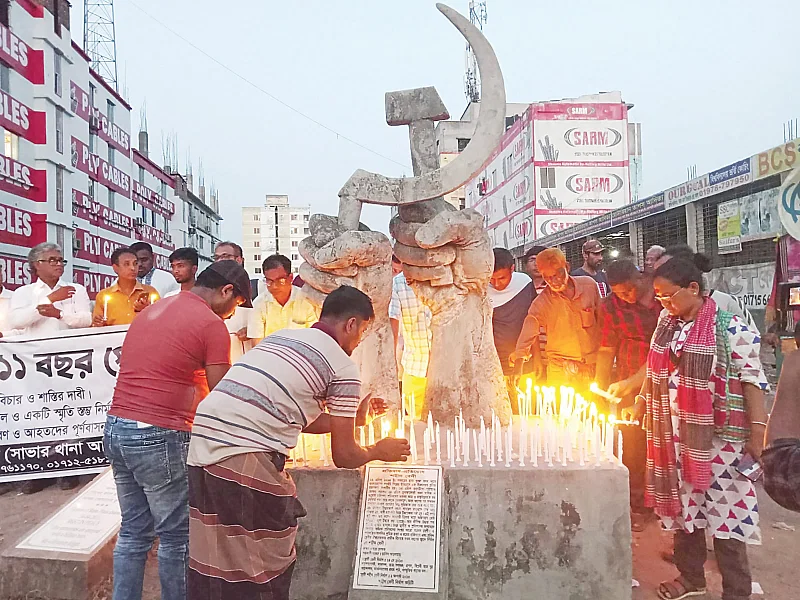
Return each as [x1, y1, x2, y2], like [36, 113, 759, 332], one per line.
[598, 293, 661, 380]
[109, 292, 231, 431]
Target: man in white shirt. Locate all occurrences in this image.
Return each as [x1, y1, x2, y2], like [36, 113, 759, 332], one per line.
[0, 264, 21, 338]
[247, 254, 317, 343]
[8, 243, 92, 336]
[7, 242, 91, 494]
[214, 241, 255, 362]
[130, 241, 179, 297]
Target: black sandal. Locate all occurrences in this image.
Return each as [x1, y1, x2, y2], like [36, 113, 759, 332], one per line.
[657, 576, 707, 600]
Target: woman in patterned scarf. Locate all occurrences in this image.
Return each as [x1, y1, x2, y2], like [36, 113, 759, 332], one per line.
[625, 252, 769, 600]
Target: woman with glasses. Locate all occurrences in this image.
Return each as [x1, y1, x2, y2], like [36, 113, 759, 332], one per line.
[625, 252, 768, 600]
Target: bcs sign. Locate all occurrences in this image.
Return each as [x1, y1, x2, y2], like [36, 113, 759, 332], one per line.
[755, 139, 797, 180]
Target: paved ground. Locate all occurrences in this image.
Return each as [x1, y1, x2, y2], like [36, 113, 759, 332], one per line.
[0, 473, 797, 599]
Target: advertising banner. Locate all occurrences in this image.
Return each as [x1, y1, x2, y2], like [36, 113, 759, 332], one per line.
[0, 253, 31, 290]
[535, 165, 629, 213]
[0, 24, 44, 84]
[0, 90, 46, 144]
[533, 119, 628, 164]
[72, 190, 132, 238]
[665, 158, 752, 210]
[132, 181, 175, 218]
[71, 137, 131, 197]
[708, 263, 774, 311]
[717, 200, 742, 254]
[132, 150, 175, 189]
[135, 223, 175, 251]
[0, 153, 46, 202]
[70, 81, 92, 122]
[90, 107, 131, 155]
[0, 202, 46, 247]
[73, 269, 116, 300]
[74, 228, 126, 267]
[0, 327, 127, 482]
[534, 211, 607, 239]
[739, 187, 781, 242]
[754, 138, 798, 180]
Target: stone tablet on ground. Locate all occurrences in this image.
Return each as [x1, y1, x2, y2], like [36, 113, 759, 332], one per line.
[352, 465, 444, 596]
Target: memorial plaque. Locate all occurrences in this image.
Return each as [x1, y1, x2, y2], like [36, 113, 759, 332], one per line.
[353, 465, 443, 593]
[16, 468, 121, 554]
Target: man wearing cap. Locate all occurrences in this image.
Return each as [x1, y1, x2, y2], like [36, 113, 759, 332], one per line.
[103, 260, 252, 600]
[571, 240, 610, 297]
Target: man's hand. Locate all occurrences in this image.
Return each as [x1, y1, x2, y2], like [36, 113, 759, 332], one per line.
[48, 286, 75, 303]
[133, 293, 151, 313]
[508, 349, 531, 368]
[37, 304, 62, 319]
[608, 378, 635, 400]
[371, 437, 410, 462]
[91, 314, 107, 327]
[746, 423, 767, 459]
[235, 327, 248, 341]
[356, 394, 390, 427]
[622, 397, 646, 423]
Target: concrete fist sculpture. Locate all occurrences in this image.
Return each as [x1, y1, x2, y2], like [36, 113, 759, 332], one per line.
[298, 215, 401, 411]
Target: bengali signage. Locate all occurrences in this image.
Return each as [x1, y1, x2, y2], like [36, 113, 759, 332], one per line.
[779, 166, 800, 241]
[353, 466, 442, 593]
[71, 136, 131, 197]
[90, 106, 131, 154]
[754, 138, 798, 180]
[665, 158, 752, 210]
[0, 202, 46, 247]
[708, 263, 774, 310]
[0, 90, 45, 144]
[0, 153, 46, 202]
[135, 223, 174, 251]
[0, 24, 44, 84]
[74, 227, 126, 267]
[69, 81, 92, 122]
[717, 199, 742, 254]
[0, 327, 127, 482]
[72, 189, 132, 237]
[72, 269, 115, 300]
[132, 181, 175, 217]
[0, 253, 31, 290]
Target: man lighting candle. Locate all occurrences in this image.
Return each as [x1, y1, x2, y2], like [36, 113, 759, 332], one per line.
[92, 247, 159, 327]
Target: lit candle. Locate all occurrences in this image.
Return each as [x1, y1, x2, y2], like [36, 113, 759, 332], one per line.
[369, 421, 375, 446]
[590, 382, 622, 405]
[150, 293, 158, 305]
[320, 434, 329, 467]
[409, 421, 417, 464]
[102, 295, 109, 321]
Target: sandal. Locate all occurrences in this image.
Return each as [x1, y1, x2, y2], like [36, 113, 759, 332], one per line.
[631, 513, 648, 533]
[657, 576, 707, 600]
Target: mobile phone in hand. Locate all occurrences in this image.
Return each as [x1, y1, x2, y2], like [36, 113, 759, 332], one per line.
[736, 453, 763, 482]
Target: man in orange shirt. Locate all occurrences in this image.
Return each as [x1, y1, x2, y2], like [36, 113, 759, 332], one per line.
[510, 248, 602, 390]
[93, 247, 159, 326]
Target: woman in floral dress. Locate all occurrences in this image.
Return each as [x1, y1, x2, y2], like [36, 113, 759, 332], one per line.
[626, 253, 769, 600]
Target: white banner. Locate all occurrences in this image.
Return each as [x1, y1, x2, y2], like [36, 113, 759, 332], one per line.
[708, 263, 775, 310]
[536, 165, 630, 212]
[534, 119, 628, 163]
[0, 326, 126, 482]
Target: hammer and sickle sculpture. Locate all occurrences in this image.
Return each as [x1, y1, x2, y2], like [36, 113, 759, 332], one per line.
[300, 3, 511, 426]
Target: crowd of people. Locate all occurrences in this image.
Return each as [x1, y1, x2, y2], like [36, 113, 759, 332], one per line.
[1, 235, 799, 600]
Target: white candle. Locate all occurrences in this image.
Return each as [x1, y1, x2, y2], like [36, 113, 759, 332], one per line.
[435, 423, 441, 465]
[474, 430, 482, 467]
[428, 411, 434, 432]
[617, 429, 624, 465]
[302, 434, 307, 464]
[369, 421, 375, 446]
[489, 430, 496, 467]
[102, 295, 109, 320]
[463, 428, 470, 467]
[409, 422, 417, 464]
[359, 426, 365, 447]
[423, 429, 430, 465]
[519, 422, 526, 467]
[531, 422, 538, 467]
[320, 434, 329, 467]
[505, 426, 512, 468]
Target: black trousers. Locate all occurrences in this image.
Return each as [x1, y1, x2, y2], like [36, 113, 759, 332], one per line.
[674, 529, 752, 600]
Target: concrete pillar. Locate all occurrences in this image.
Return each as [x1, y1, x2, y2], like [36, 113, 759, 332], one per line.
[629, 220, 641, 266]
[685, 202, 698, 250]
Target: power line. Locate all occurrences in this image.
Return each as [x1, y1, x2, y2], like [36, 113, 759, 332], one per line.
[124, 0, 411, 170]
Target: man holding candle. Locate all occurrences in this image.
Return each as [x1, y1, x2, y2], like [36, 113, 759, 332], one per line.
[187, 285, 410, 600]
[595, 259, 660, 531]
[510, 248, 602, 392]
[92, 247, 160, 327]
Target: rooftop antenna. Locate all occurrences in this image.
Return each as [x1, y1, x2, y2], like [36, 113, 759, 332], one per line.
[83, 0, 119, 90]
[686, 164, 697, 181]
[785, 119, 799, 142]
[464, 0, 487, 104]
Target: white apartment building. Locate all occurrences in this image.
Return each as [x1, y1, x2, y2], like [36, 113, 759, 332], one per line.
[242, 195, 310, 276]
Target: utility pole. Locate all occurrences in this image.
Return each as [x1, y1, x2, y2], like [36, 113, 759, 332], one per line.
[464, 1, 487, 104]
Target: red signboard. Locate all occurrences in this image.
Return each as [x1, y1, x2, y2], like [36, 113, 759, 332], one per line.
[74, 227, 126, 266]
[0, 253, 32, 290]
[72, 268, 115, 300]
[0, 90, 45, 143]
[70, 81, 92, 122]
[0, 154, 46, 202]
[0, 24, 44, 84]
[71, 136, 131, 197]
[0, 201, 46, 247]
[133, 180, 175, 217]
[154, 252, 170, 272]
[135, 223, 174, 251]
[132, 149, 175, 189]
[90, 107, 131, 154]
[72, 189, 132, 238]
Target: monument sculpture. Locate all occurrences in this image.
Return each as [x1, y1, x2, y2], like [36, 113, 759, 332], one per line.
[300, 3, 511, 426]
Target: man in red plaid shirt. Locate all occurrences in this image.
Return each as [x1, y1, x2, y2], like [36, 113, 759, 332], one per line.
[596, 259, 661, 531]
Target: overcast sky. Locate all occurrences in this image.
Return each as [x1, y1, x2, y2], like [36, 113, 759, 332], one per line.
[77, 1, 800, 241]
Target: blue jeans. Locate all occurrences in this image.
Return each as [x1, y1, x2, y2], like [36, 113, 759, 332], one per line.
[104, 416, 190, 600]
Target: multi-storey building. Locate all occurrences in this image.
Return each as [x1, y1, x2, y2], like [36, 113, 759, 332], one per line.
[242, 195, 310, 276]
[0, 0, 222, 296]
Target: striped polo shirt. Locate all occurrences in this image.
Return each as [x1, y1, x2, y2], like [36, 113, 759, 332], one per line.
[187, 325, 361, 467]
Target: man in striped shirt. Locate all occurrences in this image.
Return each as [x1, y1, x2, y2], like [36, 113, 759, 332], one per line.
[187, 285, 410, 600]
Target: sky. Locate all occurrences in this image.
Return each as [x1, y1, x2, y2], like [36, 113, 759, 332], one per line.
[76, 0, 800, 242]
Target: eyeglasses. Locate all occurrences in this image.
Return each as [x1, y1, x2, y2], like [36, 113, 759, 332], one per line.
[213, 253, 237, 262]
[542, 266, 568, 286]
[36, 258, 67, 266]
[654, 288, 686, 303]
[264, 277, 290, 288]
